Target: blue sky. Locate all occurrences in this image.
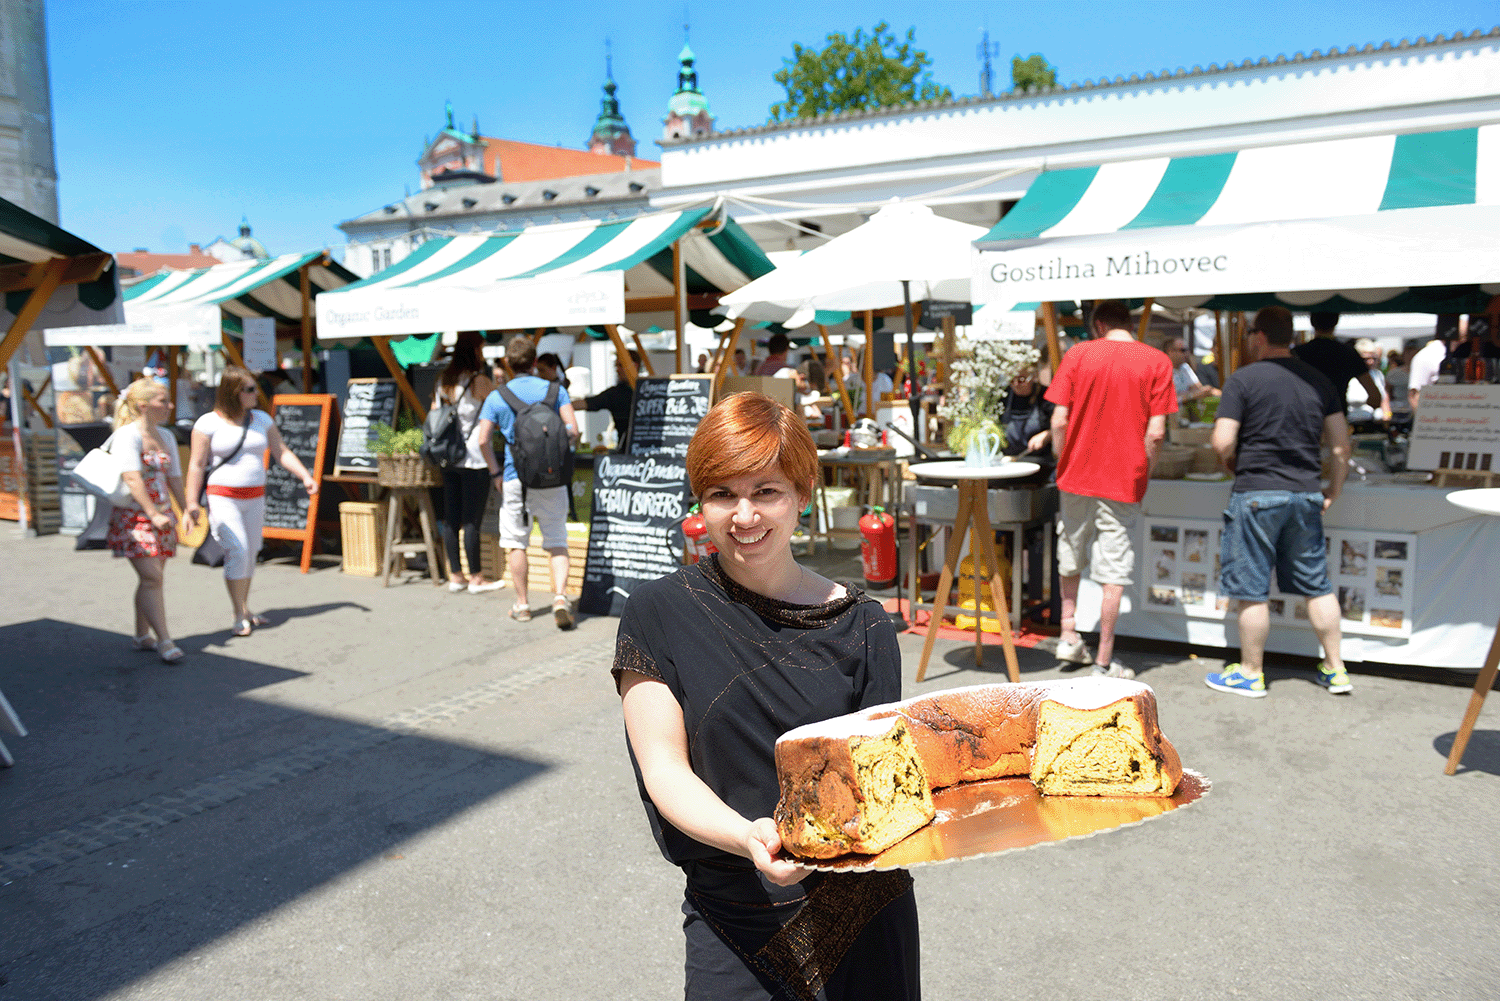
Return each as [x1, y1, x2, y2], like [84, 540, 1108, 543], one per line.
[48, 0, 1500, 258]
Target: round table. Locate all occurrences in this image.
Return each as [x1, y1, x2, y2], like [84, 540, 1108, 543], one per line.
[907, 461, 1042, 682]
[1443, 489, 1500, 774]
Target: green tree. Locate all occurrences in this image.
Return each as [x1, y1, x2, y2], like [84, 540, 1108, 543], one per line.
[1011, 53, 1057, 92]
[771, 22, 952, 122]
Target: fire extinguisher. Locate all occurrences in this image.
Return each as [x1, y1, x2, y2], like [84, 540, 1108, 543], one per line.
[682, 504, 716, 565]
[859, 505, 896, 588]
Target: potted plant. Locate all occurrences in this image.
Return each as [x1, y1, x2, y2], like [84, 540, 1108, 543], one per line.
[937, 338, 1040, 465]
[371, 418, 440, 487]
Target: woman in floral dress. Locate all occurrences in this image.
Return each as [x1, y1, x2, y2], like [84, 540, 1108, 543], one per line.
[106, 378, 188, 662]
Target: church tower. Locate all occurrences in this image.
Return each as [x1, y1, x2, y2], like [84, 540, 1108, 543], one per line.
[588, 49, 637, 158]
[663, 42, 714, 142]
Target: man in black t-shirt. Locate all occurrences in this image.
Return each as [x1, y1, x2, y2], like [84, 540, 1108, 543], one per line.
[1204, 306, 1354, 700]
[1292, 312, 1381, 416]
[576, 350, 640, 451]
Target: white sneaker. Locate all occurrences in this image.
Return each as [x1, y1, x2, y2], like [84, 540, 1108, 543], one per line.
[1092, 661, 1136, 679]
[467, 579, 503, 594]
[1054, 637, 1092, 666]
[448, 581, 468, 593]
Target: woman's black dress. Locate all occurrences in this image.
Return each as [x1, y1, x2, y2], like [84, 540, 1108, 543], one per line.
[613, 555, 921, 1001]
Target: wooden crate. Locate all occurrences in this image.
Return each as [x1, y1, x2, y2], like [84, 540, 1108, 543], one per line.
[338, 501, 388, 576]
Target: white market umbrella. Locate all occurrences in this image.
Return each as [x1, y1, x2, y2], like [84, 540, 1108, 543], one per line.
[720, 200, 987, 424]
[719, 200, 988, 328]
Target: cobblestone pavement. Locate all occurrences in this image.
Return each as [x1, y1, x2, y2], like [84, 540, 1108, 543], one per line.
[1, 532, 1497, 1000]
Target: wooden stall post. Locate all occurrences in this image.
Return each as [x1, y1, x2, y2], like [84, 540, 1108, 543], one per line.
[1041, 302, 1062, 376]
[711, 318, 745, 399]
[672, 239, 686, 375]
[369, 337, 425, 415]
[605, 325, 638, 388]
[83, 346, 119, 395]
[863, 310, 876, 417]
[631, 332, 657, 376]
[815, 324, 856, 421]
[939, 315, 957, 387]
[167, 347, 180, 410]
[1214, 311, 1225, 383]
[300, 263, 314, 393]
[0, 258, 68, 372]
[20, 374, 52, 428]
[1136, 298, 1154, 341]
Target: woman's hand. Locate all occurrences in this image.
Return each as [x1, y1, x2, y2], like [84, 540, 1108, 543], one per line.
[1025, 430, 1050, 454]
[184, 504, 203, 531]
[302, 476, 319, 495]
[744, 817, 810, 886]
[149, 510, 174, 533]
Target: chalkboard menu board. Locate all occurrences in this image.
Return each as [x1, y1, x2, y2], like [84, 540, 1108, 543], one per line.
[579, 453, 693, 617]
[263, 394, 334, 573]
[623, 375, 713, 460]
[336, 378, 398, 472]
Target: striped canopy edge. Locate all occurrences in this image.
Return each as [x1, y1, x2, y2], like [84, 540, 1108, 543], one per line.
[978, 126, 1496, 245]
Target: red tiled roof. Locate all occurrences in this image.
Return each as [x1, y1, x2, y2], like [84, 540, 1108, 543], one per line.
[115, 250, 223, 277]
[479, 138, 658, 183]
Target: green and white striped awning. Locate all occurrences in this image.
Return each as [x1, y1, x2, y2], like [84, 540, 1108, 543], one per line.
[973, 127, 1500, 310]
[44, 251, 358, 349]
[0, 196, 122, 333]
[316, 207, 772, 340]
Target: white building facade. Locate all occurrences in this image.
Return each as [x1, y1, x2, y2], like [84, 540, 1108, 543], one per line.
[652, 29, 1500, 255]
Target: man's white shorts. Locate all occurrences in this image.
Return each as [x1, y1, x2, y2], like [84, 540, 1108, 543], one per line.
[499, 478, 568, 550]
[1055, 491, 1138, 586]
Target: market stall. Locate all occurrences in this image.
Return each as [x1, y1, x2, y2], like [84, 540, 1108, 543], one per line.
[42, 251, 358, 541]
[313, 206, 773, 602]
[0, 196, 124, 538]
[315, 206, 771, 401]
[972, 125, 1500, 669]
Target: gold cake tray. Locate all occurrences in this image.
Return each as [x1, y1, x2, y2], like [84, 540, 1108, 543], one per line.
[783, 770, 1211, 873]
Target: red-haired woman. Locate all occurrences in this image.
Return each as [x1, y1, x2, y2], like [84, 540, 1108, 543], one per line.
[612, 393, 919, 1000]
[184, 366, 317, 636]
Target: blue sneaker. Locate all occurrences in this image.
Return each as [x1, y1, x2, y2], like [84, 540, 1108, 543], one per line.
[1313, 661, 1352, 694]
[1205, 664, 1267, 698]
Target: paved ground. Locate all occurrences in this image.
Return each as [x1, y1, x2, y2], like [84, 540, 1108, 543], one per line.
[0, 531, 1496, 1000]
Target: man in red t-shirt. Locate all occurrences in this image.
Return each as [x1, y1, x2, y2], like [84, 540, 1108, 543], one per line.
[1045, 300, 1177, 677]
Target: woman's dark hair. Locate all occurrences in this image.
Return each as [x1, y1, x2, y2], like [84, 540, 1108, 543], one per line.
[440, 331, 485, 390]
[216, 365, 258, 420]
[536, 352, 569, 388]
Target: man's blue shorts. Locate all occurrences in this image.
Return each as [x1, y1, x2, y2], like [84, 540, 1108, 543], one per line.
[1218, 490, 1332, 600]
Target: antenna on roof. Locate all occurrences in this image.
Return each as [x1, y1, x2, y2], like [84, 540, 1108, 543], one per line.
[605, 36, 613, 79]
[978, 27, 1000, 96]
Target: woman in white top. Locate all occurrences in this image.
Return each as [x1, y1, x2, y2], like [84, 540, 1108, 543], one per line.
[184, 366, 318, 636]
[432, 332, 501, 593]
[106, 378, 188, 663]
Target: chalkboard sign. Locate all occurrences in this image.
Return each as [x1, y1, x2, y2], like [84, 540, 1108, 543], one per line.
[263, 394, 334, 573]
[623, 375, 713, 460]
[578, 453, 693, 617]
[921, 299, 973, 327]
[336, 378, 399, 472]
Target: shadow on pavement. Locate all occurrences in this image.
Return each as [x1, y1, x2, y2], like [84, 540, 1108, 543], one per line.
[0, 618, 550, 1001]
[1432, 730, 1500, 775]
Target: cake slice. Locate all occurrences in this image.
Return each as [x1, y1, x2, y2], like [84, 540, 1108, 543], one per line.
[774, 714, 935, 859]
[1029, 678, 1183, 796]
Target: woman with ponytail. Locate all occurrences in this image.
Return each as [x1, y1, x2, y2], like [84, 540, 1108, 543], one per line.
[106, 378, 188, 663]
[184, 366, 317, 636]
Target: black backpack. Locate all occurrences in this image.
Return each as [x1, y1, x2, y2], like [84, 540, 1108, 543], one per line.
[498, 382, 570, 489]
[420, 376, 475, 470]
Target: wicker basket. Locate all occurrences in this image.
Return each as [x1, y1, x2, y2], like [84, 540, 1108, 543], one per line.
[376, 453, 441, 488]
